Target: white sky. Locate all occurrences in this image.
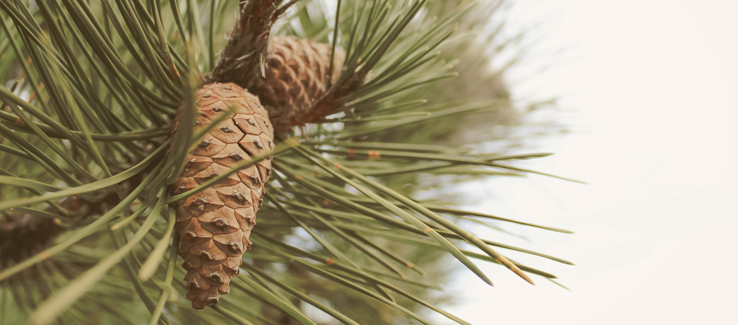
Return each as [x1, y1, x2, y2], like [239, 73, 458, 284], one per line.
[438, 1, 738, 324]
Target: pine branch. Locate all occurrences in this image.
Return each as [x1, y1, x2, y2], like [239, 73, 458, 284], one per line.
[0, 1, 574, 323]
[209, 0, 298, 88]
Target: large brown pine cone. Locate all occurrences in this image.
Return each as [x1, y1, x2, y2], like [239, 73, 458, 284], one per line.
[170, 83, 274, 310]
[257, 36, 345, 132]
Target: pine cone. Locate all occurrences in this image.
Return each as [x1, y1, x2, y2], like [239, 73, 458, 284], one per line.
[171, 83, 274, 310]
[257, 36, 345, 132]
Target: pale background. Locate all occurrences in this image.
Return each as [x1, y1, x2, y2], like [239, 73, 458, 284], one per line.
[441, 1, 738, 324]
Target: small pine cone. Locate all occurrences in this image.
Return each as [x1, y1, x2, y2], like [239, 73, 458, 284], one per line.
[257, 36, 345, 132]
[171, 83, 274, 310]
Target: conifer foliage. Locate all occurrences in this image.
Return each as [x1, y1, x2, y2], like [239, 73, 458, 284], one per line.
[0, 0, 572, 324]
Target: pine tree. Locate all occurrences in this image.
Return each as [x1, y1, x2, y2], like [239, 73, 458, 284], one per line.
[0, 1, 573, 324]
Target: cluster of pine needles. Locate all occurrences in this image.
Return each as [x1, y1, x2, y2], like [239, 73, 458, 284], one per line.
[0, 0, 574, 324]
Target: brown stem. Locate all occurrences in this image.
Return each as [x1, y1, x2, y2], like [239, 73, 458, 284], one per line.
[209, 0, 297, 89]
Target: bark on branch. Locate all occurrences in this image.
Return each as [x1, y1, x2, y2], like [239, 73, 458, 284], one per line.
[210, 0, 297, 89]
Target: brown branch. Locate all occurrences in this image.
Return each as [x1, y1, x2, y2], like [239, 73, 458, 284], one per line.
[209, 0, 298, 89]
